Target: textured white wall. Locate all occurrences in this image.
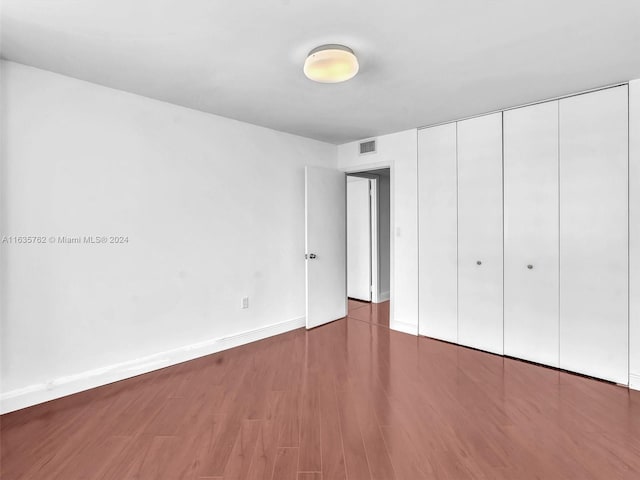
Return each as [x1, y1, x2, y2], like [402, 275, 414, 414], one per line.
[0, 61, 336, 411]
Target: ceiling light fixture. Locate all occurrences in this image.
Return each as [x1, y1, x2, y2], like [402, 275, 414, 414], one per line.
[303, 44, 359, 83]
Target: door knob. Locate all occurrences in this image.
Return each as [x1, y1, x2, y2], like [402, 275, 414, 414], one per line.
[306, 253, 317, 259]
[476, 260, 482, 265]
[527, 264, 533, 269]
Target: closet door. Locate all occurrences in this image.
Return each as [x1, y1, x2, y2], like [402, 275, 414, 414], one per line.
[457, 113, 503, 355]
[504, 101, 559, 367]
[418, 123, 457, 342]
[559, 86, 628, 384]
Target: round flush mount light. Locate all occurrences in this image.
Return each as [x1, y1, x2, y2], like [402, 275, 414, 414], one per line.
[303, 44, 359, 83]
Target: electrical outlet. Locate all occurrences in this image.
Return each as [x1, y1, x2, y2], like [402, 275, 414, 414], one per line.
[241, 297, 249, 309]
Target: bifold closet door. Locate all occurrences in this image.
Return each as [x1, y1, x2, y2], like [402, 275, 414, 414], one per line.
[504, 101, 559, 367]
[457, 113, 503, 355]
[418, 123, 457, 342]
[559, 86, 628, 384]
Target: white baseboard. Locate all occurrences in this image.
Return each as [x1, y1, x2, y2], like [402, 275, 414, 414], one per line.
[375, 291, 390, 303]
[630, 373, 640, 391]
[390, 320, 418, 336]
[0, 316, 305, 415]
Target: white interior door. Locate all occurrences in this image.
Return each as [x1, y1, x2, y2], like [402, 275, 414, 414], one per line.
[305, 166, 347, 329]
[418, 123, 458, 342]
[347, 177, 371, 301]
[559, 86, 629, 384]
[457, 113, 504, 355]
[504, 101, 559, 367]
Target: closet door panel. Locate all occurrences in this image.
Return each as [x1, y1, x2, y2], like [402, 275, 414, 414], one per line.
[418, 123, 457, 342]
[503, 101, 559, 367]
[559, 86, 628, 384]
[457, 113, 503, 355]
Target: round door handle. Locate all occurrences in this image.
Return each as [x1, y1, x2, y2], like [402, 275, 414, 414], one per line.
[527, 264, 533, 270]
[476, 260, 482, 265]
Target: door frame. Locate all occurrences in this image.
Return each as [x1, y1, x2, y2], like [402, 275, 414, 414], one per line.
[346, 175, 373, 302]
[344, 166, 392, 307]
[369, 178, 379, 303]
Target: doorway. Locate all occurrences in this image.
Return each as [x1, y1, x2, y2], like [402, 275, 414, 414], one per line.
[346, 168, 391, 304]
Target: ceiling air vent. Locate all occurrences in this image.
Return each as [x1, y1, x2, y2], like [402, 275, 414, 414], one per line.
[359, 139, 376, 155]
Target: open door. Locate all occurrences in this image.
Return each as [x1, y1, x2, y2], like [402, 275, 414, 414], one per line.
[305, 166, 347, 329]
[347, 176, 372, 301]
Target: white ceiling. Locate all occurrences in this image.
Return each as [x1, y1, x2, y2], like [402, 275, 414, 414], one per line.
[2, 0, 639, 144]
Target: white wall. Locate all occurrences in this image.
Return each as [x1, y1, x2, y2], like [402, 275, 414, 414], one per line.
[630, 79, 640, 390]
[0, 61, 336, 412]
[338, 130, 418, 335]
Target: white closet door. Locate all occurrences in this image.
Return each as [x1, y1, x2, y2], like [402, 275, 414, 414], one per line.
[559, 86, 628, 384]
[418, 123, 457, 342]
[457, 113, 504, 355]
[504, 101, 559, 367]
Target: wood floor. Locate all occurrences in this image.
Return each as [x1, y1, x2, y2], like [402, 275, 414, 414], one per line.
[2, 300, 640, 479]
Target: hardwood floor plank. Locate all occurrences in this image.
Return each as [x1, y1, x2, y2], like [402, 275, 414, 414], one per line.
[3, 301, 640, 480]
[297, 472, 322, 480]
[379, 425, 431, 480]
[271, 447, 299, 480]
[317, 374, 348, 480]
[347, 302, 389, 326]
[345, 383, 396, 480]
[245, 392, 284, 480]
[278, 388, 301, 447]
[197, 357, 258, 477]
[297, 375, 322, 472]
[136, 435, 182, 479]
[223, 419, 262, 479]
[347, 299, 369, 312]
[144, 397, 191, 435]
[334, 385, 373, 479]
[51, 435, 131, 480]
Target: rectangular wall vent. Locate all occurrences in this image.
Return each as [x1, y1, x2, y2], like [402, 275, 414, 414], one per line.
[359, 139, 377, 155]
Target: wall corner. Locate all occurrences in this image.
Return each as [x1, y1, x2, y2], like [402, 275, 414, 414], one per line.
[629, 79, 640, 388]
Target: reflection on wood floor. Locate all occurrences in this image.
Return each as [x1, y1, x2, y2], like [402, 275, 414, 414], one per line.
[2, 300, 640, 479]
